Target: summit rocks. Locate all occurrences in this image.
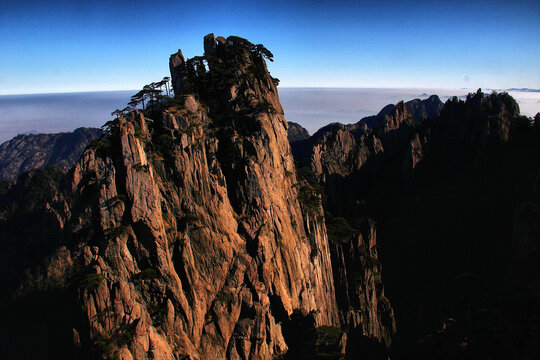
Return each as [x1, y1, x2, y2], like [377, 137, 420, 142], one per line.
[0, 35, 361, 360]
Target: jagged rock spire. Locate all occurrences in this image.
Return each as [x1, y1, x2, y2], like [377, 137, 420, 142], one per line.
[203, 33, 217, 58]
[169, 49, 185, 96]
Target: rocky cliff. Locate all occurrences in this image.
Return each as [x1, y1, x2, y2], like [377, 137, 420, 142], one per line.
[2, 34, 537, 360]
[0, 34, 367, 360]
[292, 90, 540, 359]
[404, 95, 444, 123]
[286, 122, 310, 144]
[0, 127, 102, 180]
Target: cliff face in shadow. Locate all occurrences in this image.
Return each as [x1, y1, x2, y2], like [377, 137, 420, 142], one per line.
[0, 127, 102, 180]
[292, 90, 540, 359]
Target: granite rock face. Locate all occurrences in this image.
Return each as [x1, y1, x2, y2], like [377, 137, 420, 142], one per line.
[0, 35, 349, 360]
[4, 33, 534, 359]
[168, 49, 185, 98]
[72, 35, 341, 359]
[405, 95, 444, 123]
[330, 220, 395, 348]
[0, 127, 102, 180]
[286, 122, 310, 144]
[291, 89, 540, 358]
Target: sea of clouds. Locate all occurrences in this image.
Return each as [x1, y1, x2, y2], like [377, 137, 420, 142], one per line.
[1, 88, 538, 143]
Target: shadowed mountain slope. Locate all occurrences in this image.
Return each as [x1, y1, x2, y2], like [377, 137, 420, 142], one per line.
[0, 127, 102, 180]
[292, 90, 540, 359]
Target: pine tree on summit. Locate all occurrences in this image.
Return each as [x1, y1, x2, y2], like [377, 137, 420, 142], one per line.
[111, 109, 123, 119]
[128, 99, 139, 110]
[130, 90, 147, 110]
[157, 77, 171, 97]
[143, 83, 162, 107]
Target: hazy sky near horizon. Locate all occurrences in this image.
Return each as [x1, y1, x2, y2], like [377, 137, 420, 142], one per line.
[1, 88, 539, 143]
[1, 0, 539, 94]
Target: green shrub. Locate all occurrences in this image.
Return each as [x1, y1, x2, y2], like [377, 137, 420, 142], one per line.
[297, 184, 322, 216]
[79, 273, 104, 291]
[104, 226, 129, 240]
[302, 326, 345, 360]
[313, 326, 343, 346]
[158, 133, 174, 148]
[326, 217, 357, 244]
[252, 100, 276, 115]
[88, 137, 112, 152]
[295, 163, 318, 186]
[138, 268, 158, 280]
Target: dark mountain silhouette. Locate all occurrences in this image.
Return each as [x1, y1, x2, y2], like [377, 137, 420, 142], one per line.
[291, 89, 540, 359]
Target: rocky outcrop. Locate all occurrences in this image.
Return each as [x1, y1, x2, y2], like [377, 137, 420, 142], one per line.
[330, 220, 395, 347]
[0, 34, 345, 360]
[287, 122, 309, 144]
[168, 50, 185, 97]
[292, 89, 540, 358]
[294, 89, 524, 207]
[405, 95, 444, 123]
[358, 95, 443, 129]
[4, 32, 536, 359]
[0, 127, 102, 180]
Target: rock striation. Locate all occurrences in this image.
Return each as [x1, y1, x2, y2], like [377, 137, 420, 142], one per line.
[0, 127, 102, 180]
[0, 34, 351, 360]
[291, 89, 540, 358]
[3, 34, 535, 360]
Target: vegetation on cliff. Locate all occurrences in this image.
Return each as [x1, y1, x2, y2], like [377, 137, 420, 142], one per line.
[292, 89, 540, 359]
[1, 30, 538, 360]
[0, 34, 340, 360]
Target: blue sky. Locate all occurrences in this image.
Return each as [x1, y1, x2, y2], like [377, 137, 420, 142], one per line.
[1, 0, 539, 94]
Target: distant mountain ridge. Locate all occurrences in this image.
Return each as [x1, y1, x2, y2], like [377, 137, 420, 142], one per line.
[359, 95, 444, 128]
[482, 87, 540, 93]
[505, 88, 540, 92]
[288, 95, 444, 151]
[0, 127, 102, 180]
[0, 97, 442, 182]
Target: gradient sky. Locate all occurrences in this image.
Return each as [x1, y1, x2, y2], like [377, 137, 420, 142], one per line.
[1, 0, 539, 94]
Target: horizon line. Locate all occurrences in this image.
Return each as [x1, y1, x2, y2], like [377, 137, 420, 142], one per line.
[3, 86, 537, 97]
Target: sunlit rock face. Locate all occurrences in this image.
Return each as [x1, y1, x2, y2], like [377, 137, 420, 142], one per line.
[7, 33, 533, 360]
[68, 34, 343, 359]
[0, 34, 347, 360]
